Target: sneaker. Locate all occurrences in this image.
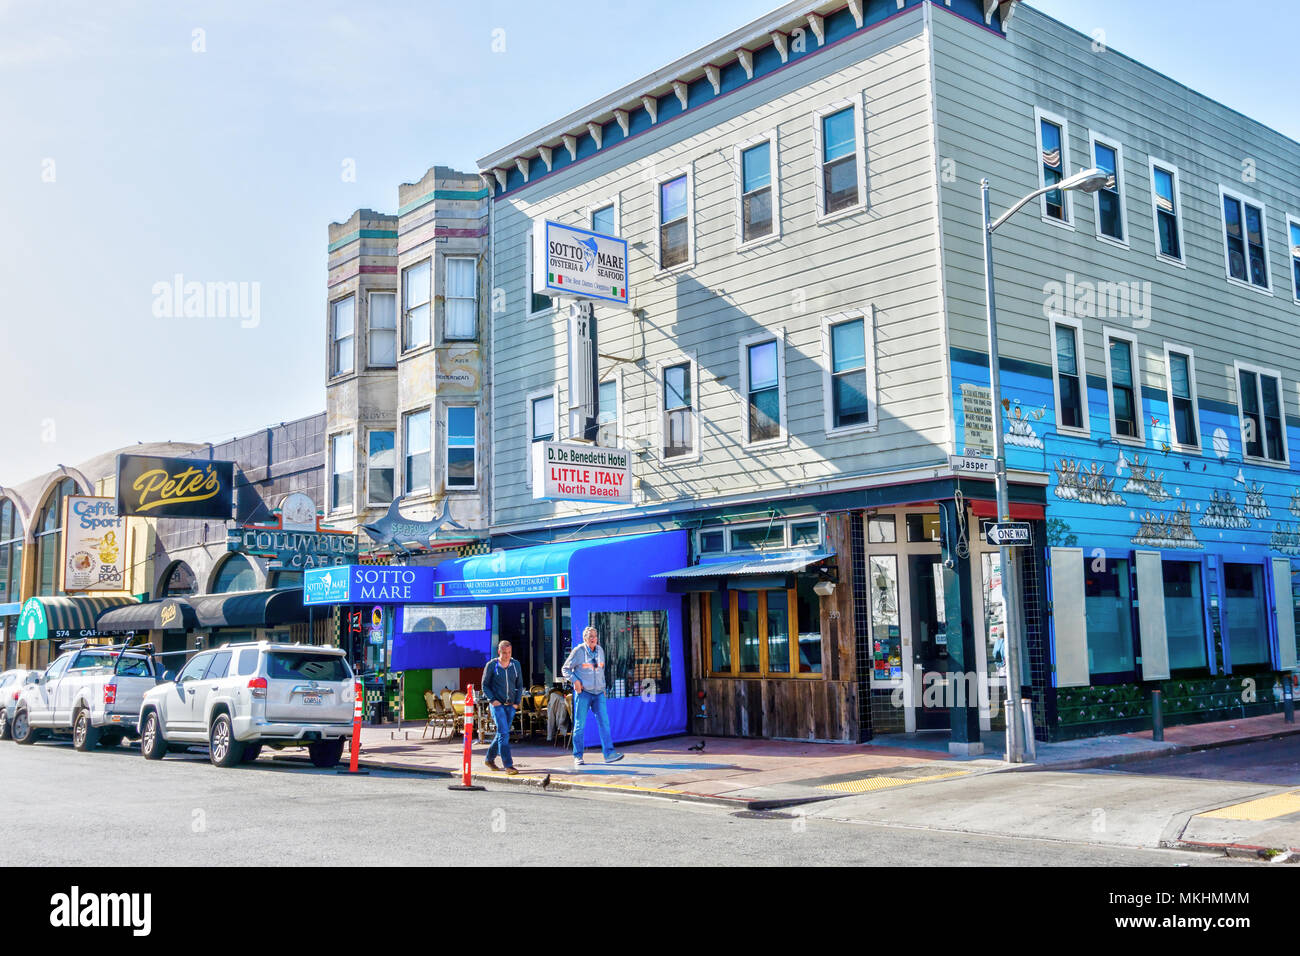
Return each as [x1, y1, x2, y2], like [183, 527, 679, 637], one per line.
[573, 757, 585, 770]
[605, 752, 625, 764]
[484, 757, 500, 771]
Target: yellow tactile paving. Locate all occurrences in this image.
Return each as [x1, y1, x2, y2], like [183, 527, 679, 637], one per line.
[816, 769, 971, 793]
[1197, 791, 1300, 821]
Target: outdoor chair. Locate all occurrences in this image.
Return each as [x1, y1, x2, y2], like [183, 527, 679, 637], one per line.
[421, 691, 443, 740]
[426, 693, 454, 741]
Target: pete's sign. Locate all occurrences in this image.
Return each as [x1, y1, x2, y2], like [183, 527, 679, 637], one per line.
[116, 454, 235, 519]
[532, 441, 631, 503]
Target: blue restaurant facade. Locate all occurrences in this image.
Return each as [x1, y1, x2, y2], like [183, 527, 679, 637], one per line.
[305, 531, 689, 744]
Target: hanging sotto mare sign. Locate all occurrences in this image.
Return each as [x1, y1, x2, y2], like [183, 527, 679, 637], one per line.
[532, 220, 629, 306]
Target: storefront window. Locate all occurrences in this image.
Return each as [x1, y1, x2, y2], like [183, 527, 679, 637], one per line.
[212, 554, 258, 594]
[982, 552, 1006, 679]
[35, 478, 77, 597]
[867, 515, 896, 544]
[705, 592, 730, 672]
[795, 578, 822, 674]
[709, 586, 823, 678]
[161, 561, 197, 597]
[790, 520, 820, 548]
[1163, 561, 1207, 670]
[730, 524, 784, 552]
[1223, 563, 1270, 668]
[868, 556, 901, 682]
[0, 499, 22, 609]
[905, 513, 940, 543]
[766, 589, 790, 674]
[1085, 558, 1134, 674]
[737, 591, 760, 672]
[587, 610, 670, 698]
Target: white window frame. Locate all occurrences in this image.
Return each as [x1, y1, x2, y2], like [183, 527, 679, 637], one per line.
[329, 294, 355, 378]
[654, 165, 695, 275]
[444, 404, 478, 492]
[367, 290, 397, 369]
[586, 197, 621, 237]
[657, 354, 700, 465]
[525, 386, 559, 489]
[596, 367, 623, 447]
[1033, 107, 1075, 229]
[1218, 184, 1273, 295]
[365, 427, 396, 507]
[525, 226, 554, 320]
[739, 330, 788, 449]
[401, 406, 433, 496]
[1087, 130, 1128, 248]
[328, 430, 355, 514]
[1101, 326, 1144, 445]
[1233, 360, 1289, 466]
[733, 129, 781, 248]
[1049, 316, 1090, 437]
[1286, 213, 1300, 305]
[1161, 342, 1202, 454]
[726, 520, 789, 553]
[1147, 157, 1186, 268]
[402, 258, 432, 351]
[443, 256, 478, 342]
[821, 309, 877, 436]
[813, 94, 867, 223]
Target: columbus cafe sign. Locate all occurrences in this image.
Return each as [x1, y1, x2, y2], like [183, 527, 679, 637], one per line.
[226, 492, 358, 571]
[532, 442, 631, 503]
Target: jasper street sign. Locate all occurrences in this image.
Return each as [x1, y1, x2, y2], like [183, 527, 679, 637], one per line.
[985, 522, 1031, 546]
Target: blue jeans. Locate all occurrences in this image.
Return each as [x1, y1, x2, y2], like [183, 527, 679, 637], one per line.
[486, 704, 515, 768]
[572, 691, 615, 760]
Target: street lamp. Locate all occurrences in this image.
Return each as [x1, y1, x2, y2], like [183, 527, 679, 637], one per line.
[980, 166, 1108, 764]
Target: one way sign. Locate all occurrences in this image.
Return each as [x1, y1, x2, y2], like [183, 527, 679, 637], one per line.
[985, 522, 1031, 546]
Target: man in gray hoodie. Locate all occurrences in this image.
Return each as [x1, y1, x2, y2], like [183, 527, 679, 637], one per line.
[561, 626, 624, 770]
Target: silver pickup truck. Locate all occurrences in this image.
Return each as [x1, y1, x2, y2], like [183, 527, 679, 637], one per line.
[13, 644, 161, 750]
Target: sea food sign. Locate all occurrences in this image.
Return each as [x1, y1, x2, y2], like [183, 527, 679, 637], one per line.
[116, 454, 235, 519]
[62, 496, 129, 593]
[532, 220, 629, 306]
[532, 441, 631, 503]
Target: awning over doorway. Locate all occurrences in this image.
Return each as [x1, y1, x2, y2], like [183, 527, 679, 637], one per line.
[652, 548, 835, 590]
[16, 595, 139, 642]
[97, 598, 200, 633]
[188, 588, 309, 628]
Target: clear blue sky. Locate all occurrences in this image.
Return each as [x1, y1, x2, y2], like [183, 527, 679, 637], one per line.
[1, 0, 1295, 484]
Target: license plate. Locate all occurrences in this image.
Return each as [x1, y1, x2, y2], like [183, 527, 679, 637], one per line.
[302, 694, 321, 705]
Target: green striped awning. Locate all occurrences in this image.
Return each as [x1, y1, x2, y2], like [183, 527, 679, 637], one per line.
[16, 595, 139, 643]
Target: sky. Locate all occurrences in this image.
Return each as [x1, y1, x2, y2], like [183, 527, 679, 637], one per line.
[1, 0, 1296, 485]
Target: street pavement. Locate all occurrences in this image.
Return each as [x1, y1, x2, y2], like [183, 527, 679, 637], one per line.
[0, 739, 1252, 867]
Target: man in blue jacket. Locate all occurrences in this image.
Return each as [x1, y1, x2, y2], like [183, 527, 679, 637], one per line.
[481, 640, 523, 775]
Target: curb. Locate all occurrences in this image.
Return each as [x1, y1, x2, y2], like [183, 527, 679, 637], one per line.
[992, 724, 1300, 774]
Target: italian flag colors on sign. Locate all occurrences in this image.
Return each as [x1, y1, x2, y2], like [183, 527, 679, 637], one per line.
[549, 273, 561, 284]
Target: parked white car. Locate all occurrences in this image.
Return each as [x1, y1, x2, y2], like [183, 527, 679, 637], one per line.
[138, 641, 355, 768]
[0, 669, 39, 740]
[12, 645, 160, 749]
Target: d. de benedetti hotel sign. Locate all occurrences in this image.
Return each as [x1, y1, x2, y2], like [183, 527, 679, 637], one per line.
[532, 441, 631, 503]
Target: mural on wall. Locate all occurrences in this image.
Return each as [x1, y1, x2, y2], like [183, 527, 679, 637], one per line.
[1269, 523, 1300, 556]
[1289, 489, 1300, 519]
[1003, 399, 1046, 449]
[1243, 482, 1271, 519]
[1054, 459, 1125, 506]
[1132, 503, 1202, 550]
[1200, 490, 1252, 530]
[1119, 454, 1170, 503]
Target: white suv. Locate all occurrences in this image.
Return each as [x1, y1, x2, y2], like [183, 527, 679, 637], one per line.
[138, 642, 355, 768]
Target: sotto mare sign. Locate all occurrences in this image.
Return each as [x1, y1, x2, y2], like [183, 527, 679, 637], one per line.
[532, 441, 631, 503]
[116, 454, 235, 519]
[532, 220, 629, 306]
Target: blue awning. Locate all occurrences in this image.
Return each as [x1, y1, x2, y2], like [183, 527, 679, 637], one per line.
[652, 548, 835, 580]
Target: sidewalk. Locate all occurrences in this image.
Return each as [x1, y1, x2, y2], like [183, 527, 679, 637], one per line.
[315, 711, 1300, 810]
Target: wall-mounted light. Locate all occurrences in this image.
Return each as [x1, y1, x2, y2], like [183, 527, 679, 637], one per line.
[813, 564, 838, 597]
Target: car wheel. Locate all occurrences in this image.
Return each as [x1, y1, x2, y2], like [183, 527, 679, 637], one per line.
[12, 709, 36, 745]
[73, 709, 101, 752]
[308, 738, 345, 768]
[140, 712, 167, 760]
[239, 744, 263, 764]
[0, 708, 10, 741]
[208, 713, 245, 768]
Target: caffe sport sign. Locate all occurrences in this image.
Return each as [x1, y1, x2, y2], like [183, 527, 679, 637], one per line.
[532, 220, 629, 307]
[116, 454, 235, 519]
[532, 441, 631, 503]
[62, 496, 129, 593]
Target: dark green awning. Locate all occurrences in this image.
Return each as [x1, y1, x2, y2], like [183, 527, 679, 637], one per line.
[16, 595, 139, 642]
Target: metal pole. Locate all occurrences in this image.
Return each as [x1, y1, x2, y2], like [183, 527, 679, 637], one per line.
[982, 178, 1023, 764]
[1151, 688, 1164, 741]
[1283, 677, 1294, 724]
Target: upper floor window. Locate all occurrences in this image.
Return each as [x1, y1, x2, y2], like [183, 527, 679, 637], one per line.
[739, 138, 775, 243]
[446, 406, 476, 489]
[403, 259, 431, 349]
[658, 174, 690, 269]
[1288, 216, 1300, 302]
[1035, 109, 1071, 223]
[662, 361, 695, 459]
[368, 292, 397, 368]
[1164, 347, 1199, 450]
[403, 408, 431, 493]
[367, 430, 395, 505]
[1090, 134, 1125, 242]
[330, 432, 353, 512]
[1150, 161, 1183, 262]
[526, 229, 552, 317]
[825, 314, 873, 431]
[330, 296, 354, 376]
[597, 378, 619, 446]
[444, 258, 477, 340]
[1104, 330, 1140, 441]
[592, 204, 615, 236]
[1221, 189, 1270, 290]
[1052, 320, 1087, 433]
[1237, 364, 1286, 463]
[743, 337, 782, 444]
[818, 105, 860, 216]
[530, 394, 555, 443]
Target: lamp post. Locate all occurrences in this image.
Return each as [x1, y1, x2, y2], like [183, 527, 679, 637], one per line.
[980, 166, 1108, 763]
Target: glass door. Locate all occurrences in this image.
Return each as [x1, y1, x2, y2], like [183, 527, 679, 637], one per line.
[909, 554, 950, 730]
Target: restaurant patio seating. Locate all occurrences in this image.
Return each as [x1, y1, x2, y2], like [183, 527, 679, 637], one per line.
[421, 691, 452, 741]
[449, 690, 467, 737]
[553, 696, 574, 750]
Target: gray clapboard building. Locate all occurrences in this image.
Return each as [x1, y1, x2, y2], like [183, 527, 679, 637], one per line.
[467, 0, 1300, 747]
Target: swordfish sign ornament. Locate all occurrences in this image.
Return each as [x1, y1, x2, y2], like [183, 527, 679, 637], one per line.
[361, 496, 473, 555]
